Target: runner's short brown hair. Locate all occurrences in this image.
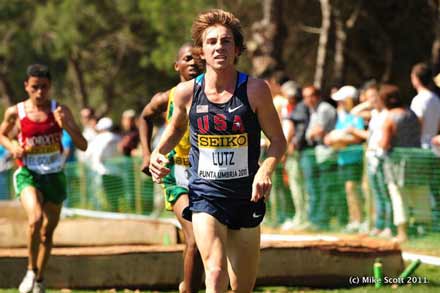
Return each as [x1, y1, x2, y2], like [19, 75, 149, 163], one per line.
[192, 9, 246, 57]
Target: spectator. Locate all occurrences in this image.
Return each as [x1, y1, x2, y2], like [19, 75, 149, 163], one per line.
[118, 109, 140, 157]
[379, 84, 430, 243]
[281, 80, 301, 118]
[265, 72, 293, 224]
[118, 109, 140, 211]
[77, 107, 97, 162]
[281, 81, 311, 230]
[61, 129, 78, 207]
[410, 63, 440, 225]
[351, 80, 378, 126]
[433, 134, 440, 155]
[85, 117, 122, 211]
[410, 63, 440, 149]
[0, 145, 12, 200]
[62, 129, 76, 163]
[325, 86, 365, 233]
[79, 107, 98, 141]
[349, 83, 394, 238]
[302, 85, 337, 230]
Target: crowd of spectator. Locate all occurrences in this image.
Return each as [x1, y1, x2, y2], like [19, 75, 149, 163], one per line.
[267, 62, 440, 242]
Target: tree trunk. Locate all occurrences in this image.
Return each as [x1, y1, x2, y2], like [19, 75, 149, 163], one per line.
[0, 73, 15, 107]
[96, 83, 115, 118]
[381, 39, 393, 83]
[332, 1, 362, 85]
[314, 0, 331, 89]
[333, 10, 346, 86]
[69, 54, 89, 108]
[431, 0, 440, 75]
[247, 0, 286, 76]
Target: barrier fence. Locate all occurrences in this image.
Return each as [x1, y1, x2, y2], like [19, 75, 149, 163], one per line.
[1, 147, 439, 236]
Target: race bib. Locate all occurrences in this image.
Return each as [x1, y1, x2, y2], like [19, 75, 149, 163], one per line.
[173, 154, 190, 188]
[198, 134, 248, 180]
[175, 164, 189, 188]
[25, 152, 63, 174]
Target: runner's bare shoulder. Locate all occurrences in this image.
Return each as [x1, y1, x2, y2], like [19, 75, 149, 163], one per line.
[173, 79, 195, 107]
[3, 105, 19, 124]
[246, 76, 272, 112]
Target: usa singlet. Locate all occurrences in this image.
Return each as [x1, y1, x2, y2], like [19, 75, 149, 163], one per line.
[17, 100, 64, 174]
[189, 72, 261, 197]
[185, 72, 265, 229]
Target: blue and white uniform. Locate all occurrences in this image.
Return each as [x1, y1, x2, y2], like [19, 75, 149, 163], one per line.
[183, 72, 265, 229]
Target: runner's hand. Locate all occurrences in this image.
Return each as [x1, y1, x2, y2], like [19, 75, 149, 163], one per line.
[11, 144, 25, 159]
[141, 154, 152, 176]
[149, 150, 170, 183]
[251, 169, 272, 202]
[53, 106, 68, 128]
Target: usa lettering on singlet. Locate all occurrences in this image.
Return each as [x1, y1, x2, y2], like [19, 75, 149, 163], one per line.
[188, 72, 261, 198]
[17, 100, 64, 174]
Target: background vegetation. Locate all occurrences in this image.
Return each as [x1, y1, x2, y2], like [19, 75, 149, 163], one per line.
[1, 0, 439, 121]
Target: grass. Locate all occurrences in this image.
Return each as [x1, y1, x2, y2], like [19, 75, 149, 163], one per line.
[1, 262, 439, 292]
[400, 233, 440, 257]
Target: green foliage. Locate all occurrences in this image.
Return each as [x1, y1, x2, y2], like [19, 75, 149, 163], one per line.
[0, 0, 438, 118]
[0, 0, 214, 116]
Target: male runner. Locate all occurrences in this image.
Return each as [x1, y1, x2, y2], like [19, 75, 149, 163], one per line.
[139, 43, 204, 293]
[0, 64, 87, 293]
[149, 9, 286, 293]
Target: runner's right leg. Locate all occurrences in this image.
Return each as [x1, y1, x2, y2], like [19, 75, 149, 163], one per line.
[192, 213, 229, 293]
[21, 187, 44, 272]
[19, 186, 43, 293]
[173, 194, 203, 293]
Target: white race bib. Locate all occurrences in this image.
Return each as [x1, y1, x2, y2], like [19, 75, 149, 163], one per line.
[25, 152, 63, 174]
[174, 164, 189, 188]
[198, 134, 248, 180]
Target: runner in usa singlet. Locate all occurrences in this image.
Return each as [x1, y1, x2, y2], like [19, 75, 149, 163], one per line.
[188, 72, 261, 199]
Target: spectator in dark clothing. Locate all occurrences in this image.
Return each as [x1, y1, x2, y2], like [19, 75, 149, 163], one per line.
[379, 84, 430, 243]
[118, 109, 140, 211]
[118, 109, 140, 157]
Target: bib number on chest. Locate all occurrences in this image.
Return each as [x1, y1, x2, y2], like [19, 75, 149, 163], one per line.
[198, 134, 248, 180]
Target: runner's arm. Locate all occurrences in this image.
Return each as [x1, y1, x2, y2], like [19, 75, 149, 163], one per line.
[0, 106, 24, 158]
[139, 91, 169, 174]
[54, 105, 87, 151]
[149, 81, 193, 182]
[249, 78, 287, 202]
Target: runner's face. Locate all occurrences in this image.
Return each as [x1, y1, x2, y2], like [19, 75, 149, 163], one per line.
[176, 46, 199, 81]
[24, 77, 51, 106]
[201, 25, 238, 69]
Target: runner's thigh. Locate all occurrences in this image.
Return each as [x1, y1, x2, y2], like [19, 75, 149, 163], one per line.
[226, 225, 260, 292]
[192, 213, 228, 270]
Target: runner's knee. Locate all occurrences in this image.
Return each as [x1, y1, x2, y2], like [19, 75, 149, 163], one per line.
[40, 226, 55, 244]
[40, 220, 58, 244]
[205, 266, 228, 289]
[28, 214, 43, 234]
[184, 230, 197, 249]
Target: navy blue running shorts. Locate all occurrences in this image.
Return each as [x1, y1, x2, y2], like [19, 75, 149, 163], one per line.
[183, 192, 266, 229]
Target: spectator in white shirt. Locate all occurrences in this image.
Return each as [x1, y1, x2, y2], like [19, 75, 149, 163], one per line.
[410, 63, 440, 227]
[410, 63, 440, 149]
[85, 117, 122, 211]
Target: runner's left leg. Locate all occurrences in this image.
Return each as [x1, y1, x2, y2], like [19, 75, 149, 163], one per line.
[173, 194, 204, 293]
[36, 201, 62, 281]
